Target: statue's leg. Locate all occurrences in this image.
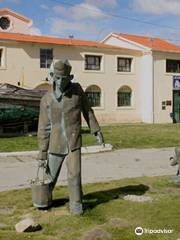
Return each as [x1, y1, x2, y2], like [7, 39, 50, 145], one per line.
[66, 149, 83, 215]
[46, 153, 66, 191]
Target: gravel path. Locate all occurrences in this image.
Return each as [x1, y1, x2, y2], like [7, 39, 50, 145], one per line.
[0, 148, 176, 191]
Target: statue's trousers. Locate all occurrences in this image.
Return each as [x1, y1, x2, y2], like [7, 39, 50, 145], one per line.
[47, 149, 83, 214]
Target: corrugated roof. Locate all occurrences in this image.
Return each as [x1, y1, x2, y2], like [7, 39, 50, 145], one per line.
[0, 32, 127, 50]
[113, 33, 180, 53]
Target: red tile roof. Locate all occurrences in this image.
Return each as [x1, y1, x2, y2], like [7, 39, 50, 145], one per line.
[0, 32, 125, 50]
[0, 8, 32, 24]
[113, 33, 180, 53]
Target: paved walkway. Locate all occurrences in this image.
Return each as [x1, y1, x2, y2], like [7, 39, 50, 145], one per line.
[0, 147, 176, 192]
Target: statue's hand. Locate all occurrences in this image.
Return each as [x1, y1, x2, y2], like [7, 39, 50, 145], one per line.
[37, 151, 47, 161]
[38, 160, 46, 168]
[95, 131, 105, 147]
[170, 156, 177, 166]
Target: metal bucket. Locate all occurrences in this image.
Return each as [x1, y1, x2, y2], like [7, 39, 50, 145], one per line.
[31, 166, 52, 208]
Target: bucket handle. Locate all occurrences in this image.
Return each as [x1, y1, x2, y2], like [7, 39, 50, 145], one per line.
[36, 164, 46, 183]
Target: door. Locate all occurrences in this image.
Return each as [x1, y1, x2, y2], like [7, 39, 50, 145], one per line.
[173, 90, 180, 123]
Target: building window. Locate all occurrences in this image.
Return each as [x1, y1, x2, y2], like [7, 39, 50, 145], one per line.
[40, 49, 53, 68]
[117, 57, 132, 72]
[85, 85, 101, 107]
[166, 59, 180, 73]
[85, 55, 102, 70]
[0, 17, 10, 30]
[117, 86, 132, 107]
[0, 49, 2, 67]
[0, 48, 5, 68]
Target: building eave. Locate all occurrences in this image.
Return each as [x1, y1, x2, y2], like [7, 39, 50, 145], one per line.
[0, 8, 32, 26]
[152, 49, 180, 54]
[0, 32, 142, 54]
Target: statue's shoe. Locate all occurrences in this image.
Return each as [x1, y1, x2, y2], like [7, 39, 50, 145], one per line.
[170, 156, 177, 166]
[170, 175, 180, 184]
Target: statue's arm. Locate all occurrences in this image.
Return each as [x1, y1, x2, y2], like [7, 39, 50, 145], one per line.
[37, 97, 51, 160]
[79, 84, 105, 145]
[80, 85, 100, 134]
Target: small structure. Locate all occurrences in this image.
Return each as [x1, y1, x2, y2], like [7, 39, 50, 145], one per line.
[0, 83, 46, 136]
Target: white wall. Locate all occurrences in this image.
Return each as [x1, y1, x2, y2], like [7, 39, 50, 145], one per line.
[153, 51, 180, 123]
[0, 13, 31, 34]
[103, 35, 147, 51]
[139, 52, 154, 123]
[0, 41, 142, 124]
[104, 34, 154, 123]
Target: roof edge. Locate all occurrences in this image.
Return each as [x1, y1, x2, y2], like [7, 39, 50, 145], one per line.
[0, 8, 32, 25]
[112, 33, 151, 51]
[100, 32, 114, 43]
[0, 32, 139, 52]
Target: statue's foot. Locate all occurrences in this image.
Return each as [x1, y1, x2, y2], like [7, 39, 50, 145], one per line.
[69, 202, 83, 216]
[169, 156, 177, 166]
[170, 175, 180, 184]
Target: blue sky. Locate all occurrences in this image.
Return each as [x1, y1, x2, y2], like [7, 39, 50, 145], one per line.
[1, 0, 180, 44]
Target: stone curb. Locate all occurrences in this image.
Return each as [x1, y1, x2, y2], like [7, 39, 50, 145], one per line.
[0, 144, 113, 157]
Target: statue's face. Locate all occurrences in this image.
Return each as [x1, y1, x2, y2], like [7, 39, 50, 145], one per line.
[54, 74, 70, 92]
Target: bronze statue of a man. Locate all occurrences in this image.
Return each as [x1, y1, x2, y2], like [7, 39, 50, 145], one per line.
[37, 59, 104, 215]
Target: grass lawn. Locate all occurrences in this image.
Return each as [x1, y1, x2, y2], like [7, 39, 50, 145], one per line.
[1, 123, 180, 152]
[0, 176, 179, 240]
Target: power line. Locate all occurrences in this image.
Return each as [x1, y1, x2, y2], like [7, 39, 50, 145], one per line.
[48, 0, 180, 32]
[42, 0, 180, 43]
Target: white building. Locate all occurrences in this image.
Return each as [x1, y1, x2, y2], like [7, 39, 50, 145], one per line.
[1, 9, 180, 124]
[102, 33, 180, 123]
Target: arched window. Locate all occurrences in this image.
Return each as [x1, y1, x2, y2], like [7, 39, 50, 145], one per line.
[0, 17, 11, 30]
[34, 83, 50, 91]
[117, 86, 132, 107]
[85, 85, 101, 107]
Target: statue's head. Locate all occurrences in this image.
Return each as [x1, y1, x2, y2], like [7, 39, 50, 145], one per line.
[48, 59, 73, 93]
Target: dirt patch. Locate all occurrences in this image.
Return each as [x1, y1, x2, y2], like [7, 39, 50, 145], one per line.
[53, 207, 70, 217]
[58, 226, 75, 237]
[21, 213, 34, 219]
[108, 218, 129, 228]
[122, 195, 152, 202]
[36, 207, 70, 224]
[81, 228, 111, 240]
[0, 207, 14, 215]
[161, 187, 180, 194]
[0, 223, 9, 229]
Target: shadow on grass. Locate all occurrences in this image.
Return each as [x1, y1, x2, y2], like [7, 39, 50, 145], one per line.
[83, 184, 149, 210]
[51, 184, 149, 210]
[52, 198, 69, 208]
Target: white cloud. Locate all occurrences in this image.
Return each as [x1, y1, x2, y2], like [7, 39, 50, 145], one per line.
[51, 1, 113, 39]
[71, 3, 105, 20]
[53, 5, 66, 15]
[29, 26, 42, 35]
[40, 4, 48, 10]
[85, 0, 117, 8]
[53, 3, 105, 20]
[10, 0, 19, 2]
[49, 18, 99, 37]
[0, 0, 20, 2]
[132, 0, 180, 15]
